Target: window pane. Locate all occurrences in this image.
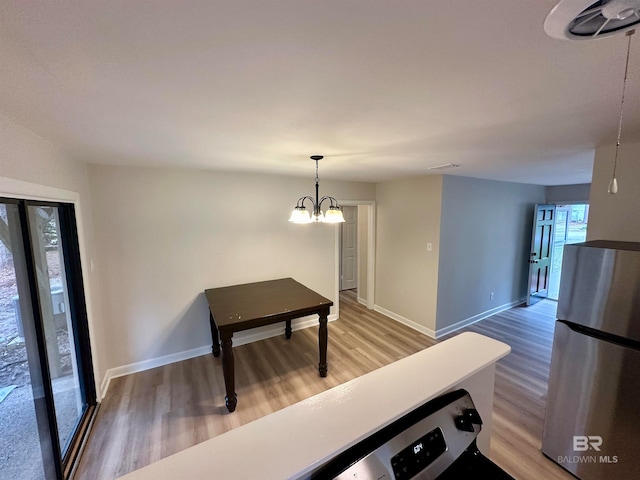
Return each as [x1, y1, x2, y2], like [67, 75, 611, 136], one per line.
[0, 202, 49, 479]
[28, 206, 84, 454]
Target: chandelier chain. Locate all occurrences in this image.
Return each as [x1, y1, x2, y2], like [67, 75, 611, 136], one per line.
[612, 29, 634, 179]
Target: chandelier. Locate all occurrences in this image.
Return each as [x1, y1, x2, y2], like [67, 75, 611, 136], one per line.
[289, 155, 345, 224]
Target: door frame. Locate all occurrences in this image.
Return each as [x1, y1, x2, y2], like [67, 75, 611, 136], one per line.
[0, 176, 101, 399]
[334, 200, 376, 314]
[548, 203, 590, 301]
[1, 194, 98, 479]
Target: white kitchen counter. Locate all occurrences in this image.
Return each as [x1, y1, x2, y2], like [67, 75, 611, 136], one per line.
[118, 332, 510, 479]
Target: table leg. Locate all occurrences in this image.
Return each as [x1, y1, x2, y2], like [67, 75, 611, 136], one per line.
[209, 311, 220, 357]
[285, 319, 292, 339]
[220, 332, 237, 412]
[318, 313, 328, 377]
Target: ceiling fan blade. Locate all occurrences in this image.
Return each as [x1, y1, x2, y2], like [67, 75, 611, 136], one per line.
[573, 11, 603, 28]
[574, 5, 603, 19]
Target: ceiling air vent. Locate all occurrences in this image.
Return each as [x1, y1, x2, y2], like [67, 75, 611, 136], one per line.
[545, 0, 640, 40]
[427, 163, 461, 171]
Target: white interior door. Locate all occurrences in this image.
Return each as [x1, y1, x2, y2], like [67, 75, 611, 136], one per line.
[340, 206, 357, 291]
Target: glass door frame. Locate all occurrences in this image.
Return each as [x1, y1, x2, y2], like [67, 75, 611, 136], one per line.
[1, 196, 97, 479]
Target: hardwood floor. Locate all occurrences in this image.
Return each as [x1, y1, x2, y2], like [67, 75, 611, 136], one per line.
[464, 299, 572, 479]
[75, 292, 573, 480]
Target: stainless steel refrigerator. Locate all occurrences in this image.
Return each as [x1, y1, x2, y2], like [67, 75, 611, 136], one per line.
[542, 240, 640, 479]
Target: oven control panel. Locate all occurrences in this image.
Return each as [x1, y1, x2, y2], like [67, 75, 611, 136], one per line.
[309, 389, 485, 480]
[391, 427, 446, 479]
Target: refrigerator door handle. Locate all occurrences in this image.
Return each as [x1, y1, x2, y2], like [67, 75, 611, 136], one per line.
[558, 320, 640, 352]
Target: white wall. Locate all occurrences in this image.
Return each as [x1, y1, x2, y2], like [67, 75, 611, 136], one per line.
[588, 141, 640, 242]
[88, 164, 375, 374]
[374, 175, 443, 333]
[436, 175, 546, 332]
[0, 113, 105, 392]
[1, 116, 84, 192]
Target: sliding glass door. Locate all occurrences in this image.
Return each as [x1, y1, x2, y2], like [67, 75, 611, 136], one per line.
[0, 198, 96, 479]
[0, 201, 52, 479]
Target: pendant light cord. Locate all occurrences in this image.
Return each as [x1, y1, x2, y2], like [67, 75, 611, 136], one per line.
[612, 29, 634, 181]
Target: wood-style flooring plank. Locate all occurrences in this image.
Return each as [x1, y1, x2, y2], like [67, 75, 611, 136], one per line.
[75, 292, 572, 480]
[464, 302, 573, 480]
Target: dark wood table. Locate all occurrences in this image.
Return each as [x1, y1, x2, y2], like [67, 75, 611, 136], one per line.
[204, 278, 333, 412]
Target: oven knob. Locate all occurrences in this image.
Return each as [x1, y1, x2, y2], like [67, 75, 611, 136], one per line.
[455, 408, 483, 432]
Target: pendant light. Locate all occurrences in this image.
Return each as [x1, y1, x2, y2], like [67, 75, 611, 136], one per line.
[289, 155, 345, 224]
[608, 29, 635, 195]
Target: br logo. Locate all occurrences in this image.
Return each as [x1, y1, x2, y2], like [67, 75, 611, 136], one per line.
[573, 436, 603, 452]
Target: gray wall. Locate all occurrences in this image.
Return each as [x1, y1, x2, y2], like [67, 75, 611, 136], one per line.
[588, 141, 640, 242]
[545, 183, 591, 204]
[436, 175, 546, 331]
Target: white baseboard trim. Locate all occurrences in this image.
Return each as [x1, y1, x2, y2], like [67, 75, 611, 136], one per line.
[436, 298, 526, 338]
[99, 345, 211, 397]
[434, 298, 525, 338]
[357, 296, 368, 306]
[99, 313, 338, 397]
[373, 298, 525, 341]
[373, 305, 438, 339]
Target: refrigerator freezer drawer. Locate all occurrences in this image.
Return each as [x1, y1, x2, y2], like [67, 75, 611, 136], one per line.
[542, 321, 640, 480]
[558, 243, 640, 343]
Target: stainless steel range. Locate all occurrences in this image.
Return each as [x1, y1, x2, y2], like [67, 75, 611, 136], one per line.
[307, 389, 513, 479]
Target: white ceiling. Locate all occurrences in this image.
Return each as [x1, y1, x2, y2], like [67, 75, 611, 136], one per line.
[2, 1, 640, 185]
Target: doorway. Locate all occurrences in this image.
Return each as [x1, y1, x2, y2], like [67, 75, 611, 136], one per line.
[548, 204, 589, 300]
[0, 198, 96, 479]
[335, 201, 375, 313]
[340, 206, 358, 292]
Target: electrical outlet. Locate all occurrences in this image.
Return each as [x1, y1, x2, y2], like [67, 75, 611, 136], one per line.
[427, 243, 433, 251]
[490, 292, 494, 301]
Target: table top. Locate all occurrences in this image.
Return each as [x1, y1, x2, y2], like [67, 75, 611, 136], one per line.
[204, 278, 333, 328]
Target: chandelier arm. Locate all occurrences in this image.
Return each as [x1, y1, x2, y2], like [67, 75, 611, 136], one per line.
[296, 196, 317, 209]
[319, 196, 340, 208]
